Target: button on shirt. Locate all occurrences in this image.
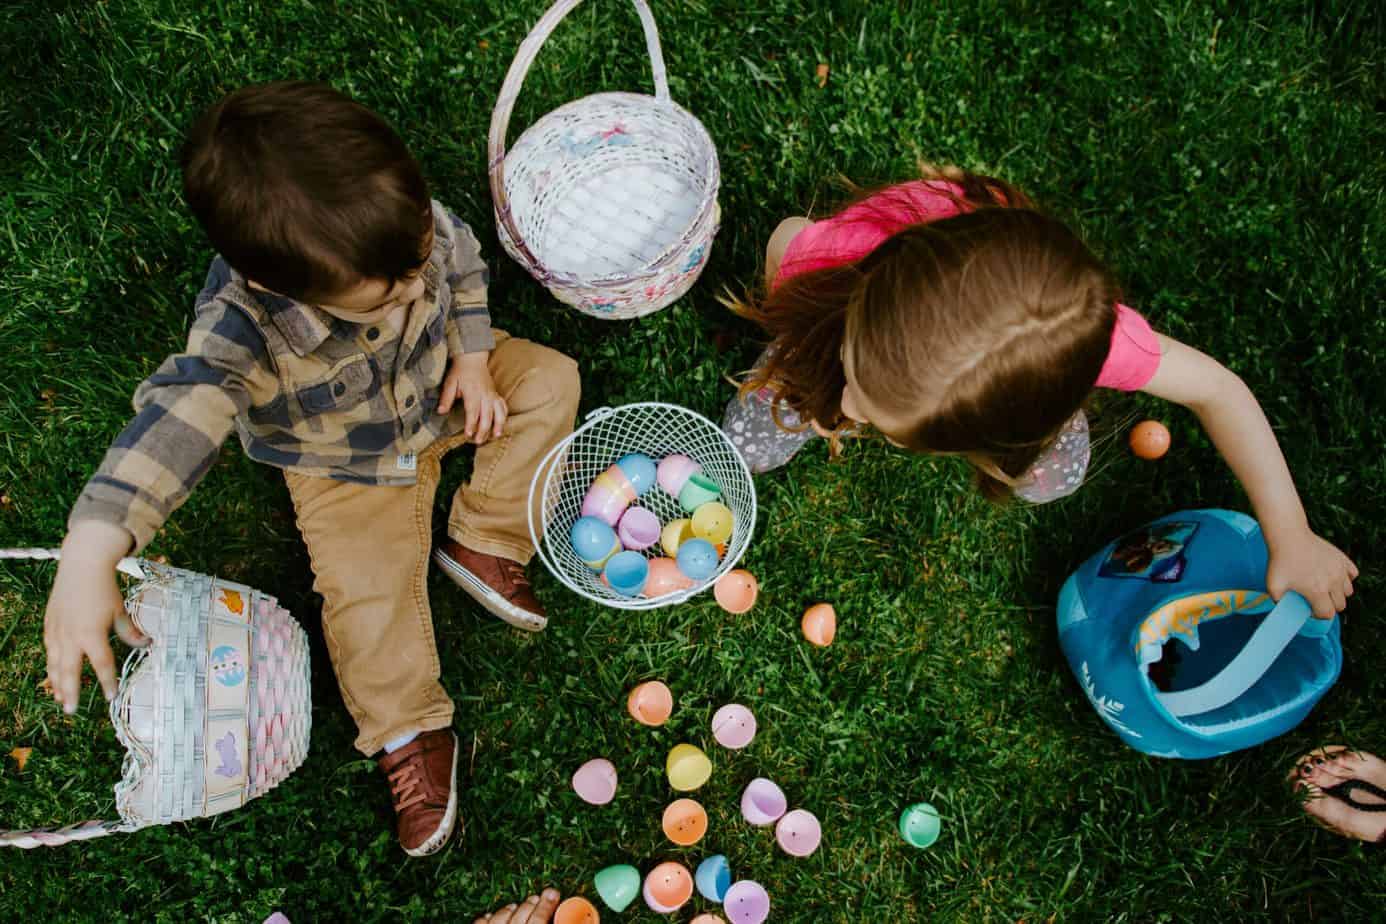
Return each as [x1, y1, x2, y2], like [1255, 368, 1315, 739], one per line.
[68, 201, 495, 551]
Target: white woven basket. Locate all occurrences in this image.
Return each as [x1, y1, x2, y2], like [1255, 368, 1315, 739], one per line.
[0, 550, 311, 848]
[528, 403, 756, 609]
[488, 0, 720, 320]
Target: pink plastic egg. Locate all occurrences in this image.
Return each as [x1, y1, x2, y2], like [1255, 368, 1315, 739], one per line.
[723, 880, 770, 924]
[711, 703, 757, 749]
[691, 916, 728, 924]
[617, 506, 662, 551]
[572, 758, 618, 805]
[657, 454, 701, 497]
[775, 808, 822, 857]
[582, 468, 637, 526]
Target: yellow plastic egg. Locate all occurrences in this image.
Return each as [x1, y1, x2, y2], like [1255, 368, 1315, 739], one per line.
[666, 743, 713, 791]
[661, 518, 696, 557]
[691, 501, 734, 545]
[802, 603, 837, 647]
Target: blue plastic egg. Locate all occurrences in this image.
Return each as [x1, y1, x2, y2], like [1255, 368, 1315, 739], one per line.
[605, 550, 650, 596]
[616, 453, 658, 496]
[571, 516, 621, 570]
[676, 538, 719, 582]
[695, 854, 731, 903]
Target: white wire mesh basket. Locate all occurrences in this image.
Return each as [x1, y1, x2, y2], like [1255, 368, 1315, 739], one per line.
[528, 403, 756, 609]
[488, 0, 720, 320]
[0, 550, 311, 848]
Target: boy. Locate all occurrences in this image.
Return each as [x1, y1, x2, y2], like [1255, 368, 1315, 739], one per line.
[41, 81, 580, 856]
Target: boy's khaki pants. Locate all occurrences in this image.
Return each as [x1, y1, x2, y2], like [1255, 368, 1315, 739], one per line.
[284, 332, 579, 755]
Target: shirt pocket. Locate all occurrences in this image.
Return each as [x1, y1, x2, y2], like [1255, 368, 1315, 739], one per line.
[294, 356, 376, 417]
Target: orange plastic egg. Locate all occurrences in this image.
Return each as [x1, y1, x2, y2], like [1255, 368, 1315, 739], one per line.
[627, 680, 674, 726]
[713, 569, 759, 614]
[802, 603, 837, 647]
[690, 916, 727, 924]
[554, 896, 601, 924]
[1129, 420, 1171, 460]
[643, 862, 693, 912]
[645, 557, 695, 598]
[661, 798, 709, 846]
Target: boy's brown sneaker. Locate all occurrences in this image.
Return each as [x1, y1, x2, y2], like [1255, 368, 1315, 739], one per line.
[377, 729, 460, 857]
[433, 540, 547, 632]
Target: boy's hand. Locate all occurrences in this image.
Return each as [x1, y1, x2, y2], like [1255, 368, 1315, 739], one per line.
[1266, 527, 1358, 619]
[44, 521, 146, 713]
[437, 352, 507, 445]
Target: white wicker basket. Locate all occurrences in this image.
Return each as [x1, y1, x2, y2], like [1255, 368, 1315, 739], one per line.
[528, 403, 756, 609]
[0, 550, 311, 848]
[488, 0, 720, 320]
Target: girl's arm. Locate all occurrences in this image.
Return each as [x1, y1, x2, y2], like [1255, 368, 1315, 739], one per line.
[1140, 334, 1357, 618]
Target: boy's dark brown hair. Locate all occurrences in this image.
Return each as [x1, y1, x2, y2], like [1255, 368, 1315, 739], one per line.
[730, 165, 1122, 501]
[181, 80, 432, 302]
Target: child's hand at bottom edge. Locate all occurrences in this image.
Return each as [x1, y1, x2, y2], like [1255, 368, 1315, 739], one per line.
[1266, 527, 1358, 619]
[473, 889, 560, 924]
[44, 520, 148, 713]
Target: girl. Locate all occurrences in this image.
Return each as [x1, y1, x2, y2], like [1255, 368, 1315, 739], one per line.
[722, 166, 1356, 619]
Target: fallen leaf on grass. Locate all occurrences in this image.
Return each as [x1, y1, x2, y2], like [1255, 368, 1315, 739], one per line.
[815, 63, 830, 87]
[9, 747, 32, 771]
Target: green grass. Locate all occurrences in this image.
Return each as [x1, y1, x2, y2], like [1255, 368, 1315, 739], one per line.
[1, 0, 1384, 919]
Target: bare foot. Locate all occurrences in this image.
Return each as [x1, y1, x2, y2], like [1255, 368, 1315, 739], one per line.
[1289, 746, 1386, 843]
[474, 889, 561, 924]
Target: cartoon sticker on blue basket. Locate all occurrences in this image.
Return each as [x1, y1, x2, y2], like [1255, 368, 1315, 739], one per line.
[1099, 521, 1197, 582]
[210, 644, 246, 688]
[1058, 509, 1341, 759]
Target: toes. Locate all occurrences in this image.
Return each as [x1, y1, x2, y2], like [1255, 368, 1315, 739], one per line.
[1300, 783, 1379, 842]
[532, 889, 561, 922]
[1301, 761, 1344, 790]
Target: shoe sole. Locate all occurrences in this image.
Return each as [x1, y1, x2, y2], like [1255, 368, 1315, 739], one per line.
[404, 731, 461, 858]
[432, 550, 548, 632]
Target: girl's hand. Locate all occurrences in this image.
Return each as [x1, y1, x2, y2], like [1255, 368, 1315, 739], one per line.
[438, 351, 508, 444]
[1266, 528, 1358, 619]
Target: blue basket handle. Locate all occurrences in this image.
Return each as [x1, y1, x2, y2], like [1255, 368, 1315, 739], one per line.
[1157, 592, 1331, 718]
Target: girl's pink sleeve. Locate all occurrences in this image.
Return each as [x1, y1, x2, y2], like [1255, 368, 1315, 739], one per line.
[1095, 304, 1162, 391]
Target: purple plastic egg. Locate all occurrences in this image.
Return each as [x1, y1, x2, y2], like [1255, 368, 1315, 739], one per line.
[657, 454, 701, 497]
[723, 880, 770, 924]
[617, 506, 662, 551]
[740, 777, 787, 826]
[775, 808, 822, 857]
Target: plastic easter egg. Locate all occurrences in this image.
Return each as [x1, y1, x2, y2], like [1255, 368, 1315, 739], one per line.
[617, 506, 662, 551]
[776, 808, 822, 857]
[662, 798, 709, 846]
[627, 680, 674, 726]
[723, 880, 770, 924]
[572, 758, 618, 805]
[645, 558, 695, 598]
[691, 916, 728, 924]
[1129, 420, 1171, 460]
[713, 570, 758, 614]
[594, 864, 641, 913]
[695, 854, 732, 903]
[616, 453, 658, 495]
[801, 603, 837, 647]
[582, 468, 638, 526]
[691, 501, 734, 544]
[666, 743, 712, 791]
[661, 518, 696, 557]
[740, 777, 787, 826]
[899, 802, 942, 848]
[643, 862, 693, 914]
[604, 550, 649, 597]
[711, 703, 757, 749]
[676, 539, 719, 582]
[554, 896, 600, 924]
[657, 454, 701, 497]
[571, 516, 621, 570]
[678, 473, 722, 513]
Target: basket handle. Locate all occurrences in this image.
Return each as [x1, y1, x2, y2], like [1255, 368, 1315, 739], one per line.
[0, 548, 143, 847]
[488, 0, 671, 273]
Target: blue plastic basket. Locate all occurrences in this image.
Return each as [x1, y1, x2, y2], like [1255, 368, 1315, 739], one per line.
[1057, 509, 1341, 759]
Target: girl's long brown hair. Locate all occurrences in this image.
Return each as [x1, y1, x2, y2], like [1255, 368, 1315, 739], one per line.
[729, 165, 1122, 501]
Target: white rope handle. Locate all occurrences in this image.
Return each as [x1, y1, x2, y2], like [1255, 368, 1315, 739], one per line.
[488, 0, 671, 274]
[0, 547, 145, 847]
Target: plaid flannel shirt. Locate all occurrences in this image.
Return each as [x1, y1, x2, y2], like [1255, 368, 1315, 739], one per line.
[69, 201, 495, 551]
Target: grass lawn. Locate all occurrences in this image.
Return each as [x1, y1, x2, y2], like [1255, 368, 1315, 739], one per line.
[2, 0, 1384, 919]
